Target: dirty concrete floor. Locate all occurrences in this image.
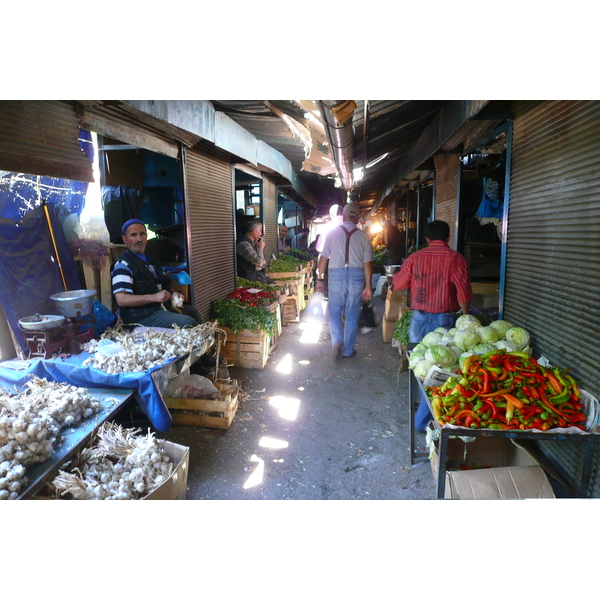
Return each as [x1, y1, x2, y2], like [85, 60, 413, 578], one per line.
[160, 294, 437, 500]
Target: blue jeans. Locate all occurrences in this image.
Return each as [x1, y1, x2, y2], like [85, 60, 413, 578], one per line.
[410, 309, 456, 431]
[137, 306, 200, 329]
[327, 267, 365, 357]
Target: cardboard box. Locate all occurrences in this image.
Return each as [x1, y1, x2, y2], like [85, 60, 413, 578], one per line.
[144, 440, 190, 500]
[429, 432, 555, 499]
[384, 297, 410, 323]
[382, 318, 395, 343]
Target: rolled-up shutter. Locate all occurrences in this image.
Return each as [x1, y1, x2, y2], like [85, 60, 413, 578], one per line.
[263, 175, 278, 264]
[183, 145, 234, 321]
[0, 101, 93, 182]
[433, 154, 460, 245]
[506, 100, 600, 391]
[506, 101, 600, 497]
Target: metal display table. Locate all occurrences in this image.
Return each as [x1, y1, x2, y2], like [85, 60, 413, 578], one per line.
[408, 369, 600, 498]
[17, 388, 134, 500]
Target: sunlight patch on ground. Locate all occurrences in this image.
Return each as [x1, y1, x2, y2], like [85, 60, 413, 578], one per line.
[298, 322, 323, 344]
[275, 353, 293, 374]
[269, 395, 301, 421]
[259, 437, 289, 450]
[243, 454, 264, 489]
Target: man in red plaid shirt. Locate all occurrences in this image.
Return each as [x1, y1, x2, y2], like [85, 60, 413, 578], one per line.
[392, 220, 473, 430]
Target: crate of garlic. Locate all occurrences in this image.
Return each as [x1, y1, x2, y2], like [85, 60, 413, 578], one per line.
[82, 321, 218, 374]
[40, 422, 189, 500]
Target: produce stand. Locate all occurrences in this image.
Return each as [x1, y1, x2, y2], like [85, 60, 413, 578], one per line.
[16, 387, 134, 499]
[408, 368, 600, 498]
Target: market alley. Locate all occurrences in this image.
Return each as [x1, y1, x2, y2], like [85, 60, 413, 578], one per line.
[159, 294, 436, 500]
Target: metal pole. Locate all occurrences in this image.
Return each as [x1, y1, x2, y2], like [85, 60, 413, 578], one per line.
[43, 202, 67, 291]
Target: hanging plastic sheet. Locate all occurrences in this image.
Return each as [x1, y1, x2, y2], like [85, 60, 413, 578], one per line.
[0, 205, 81, 355]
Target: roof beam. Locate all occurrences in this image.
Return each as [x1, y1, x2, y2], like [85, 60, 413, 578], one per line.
[369, 101, 489, 215]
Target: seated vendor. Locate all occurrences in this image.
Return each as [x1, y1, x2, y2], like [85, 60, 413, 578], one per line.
[236, 220, 276, 285]
[111, 219, 201, 329]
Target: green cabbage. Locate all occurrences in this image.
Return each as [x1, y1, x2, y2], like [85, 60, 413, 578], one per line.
[434, 327, 448, 335]
[424, 344, 458, 367]
[489, 320, 513, 339]
[421, 331, 443, 346]
[476, 326, 499, 344]
[455, 314, 482, 331]
[408, 354, 426, 369]
[505, 327, 531, 351]
[496, 340, 517, 352]
[413, 360, 432, 378]
[471, 343, 496, 355]
[440, 335, 455, 346]
[411, 342, 427, 356]
[447, 328, 457, 336]
[453, 329, 481, 351]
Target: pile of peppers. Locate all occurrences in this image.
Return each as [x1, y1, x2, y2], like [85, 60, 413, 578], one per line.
[228, 287, 276, 307]
[427, 351, 588, 431]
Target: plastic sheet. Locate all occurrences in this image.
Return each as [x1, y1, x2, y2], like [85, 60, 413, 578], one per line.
[0, 352, 178, 432]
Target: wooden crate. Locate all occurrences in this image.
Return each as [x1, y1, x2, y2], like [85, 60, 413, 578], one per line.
[219, 327, 270, 369]
[268, 269, 304, 296]
[165, 380, 240, 430]
[282, 294, 300, 323]
[268, 301, 282, 342]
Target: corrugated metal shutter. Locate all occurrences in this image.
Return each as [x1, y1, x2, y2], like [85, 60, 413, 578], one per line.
[183, 145, 235, 321]
[263, 175, 277, 264]
[433, 154, 460, 245]
[507, 100, 600, 497]
[0, 101, 93, 182]
[506, 100, 600, 389]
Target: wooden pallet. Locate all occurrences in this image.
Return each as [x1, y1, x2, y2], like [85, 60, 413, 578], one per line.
[165, 380, 240, 430]
[219, 327, 271, 369]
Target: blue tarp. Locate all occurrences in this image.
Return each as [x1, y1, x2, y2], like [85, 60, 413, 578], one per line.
[0, 352, 175, 432]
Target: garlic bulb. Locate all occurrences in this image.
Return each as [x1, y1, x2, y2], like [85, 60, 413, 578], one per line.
[50, 422, 175, 500]
[82, 321, 218, 374]
[0, 379, 105, 500]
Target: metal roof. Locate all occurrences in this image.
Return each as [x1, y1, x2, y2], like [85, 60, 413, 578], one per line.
[211, 100, 507, 218]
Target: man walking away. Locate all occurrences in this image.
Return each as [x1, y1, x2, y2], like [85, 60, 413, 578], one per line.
[392, 220, 473, 430]
[316, 203, 373, 359]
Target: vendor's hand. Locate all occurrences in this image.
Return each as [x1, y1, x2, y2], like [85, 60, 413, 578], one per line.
[362, 287, 372, 301]
[258, 237, 266, 251]
[155, 290, 172, 303]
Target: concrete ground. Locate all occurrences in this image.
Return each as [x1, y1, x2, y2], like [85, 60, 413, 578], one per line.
[160, 293, 437, 500]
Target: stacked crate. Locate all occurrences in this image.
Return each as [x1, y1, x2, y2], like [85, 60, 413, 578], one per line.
[267, 267, 304, 323]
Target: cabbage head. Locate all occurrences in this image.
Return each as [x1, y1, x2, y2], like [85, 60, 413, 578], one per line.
[440, 335, 454, 346]
[505, 327, 531, 350]
[450, 345, 463, 360]
[434, 327, 448, 335]
[424, 344, 458, 367]
[413, 360, 432, 378]
[495, 340, 517, 352]
[455, 314, 482, 331]
[411, 342, 427, 356]
[476, 326, 499, 344]
[453, 329, 481, 351]
[421, 331, 443, 346]
[408, 354, 426, 369]
[471, 343, 496, 355]
[489, 320, 513, 340]
[447, 328, 458, 336]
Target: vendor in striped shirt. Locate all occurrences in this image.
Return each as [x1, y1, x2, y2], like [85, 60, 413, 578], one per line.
[392, 220, 473, 430]
[111, 219, 201, 329]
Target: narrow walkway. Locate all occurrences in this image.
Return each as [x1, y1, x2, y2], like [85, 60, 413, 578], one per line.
[161, 294, 436, 500]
